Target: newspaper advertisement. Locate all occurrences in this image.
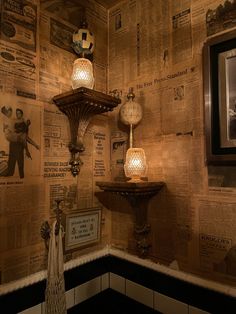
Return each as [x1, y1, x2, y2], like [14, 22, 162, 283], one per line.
[93, 117, 110, 180]
[39, 12, 75, 101]
[171, 1, 192, 65]
[0, 0, 38, 52]
[43, 104, 70, 158]
[196, 196, 236, 280]
[0, 40, 37, 98]
[39, 11, 76, 51]
[45, 180, 77, 216]
[111, 131, 127, 181]
[50, 17, 74, 53]
[40, 0, 84, 27]
[77, 117, 110, 208]
[0, 94, 42, 181]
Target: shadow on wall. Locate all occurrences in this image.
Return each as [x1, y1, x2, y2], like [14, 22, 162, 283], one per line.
[214, 245, 236, 277]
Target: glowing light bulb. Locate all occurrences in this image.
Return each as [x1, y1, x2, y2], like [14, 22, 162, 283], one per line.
[71, 58, 94, 89]
[124, 147, 147, 182]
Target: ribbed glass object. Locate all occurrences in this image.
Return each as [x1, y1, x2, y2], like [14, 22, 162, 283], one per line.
[71, 58, 94, 89]
[124, 147, 147, 182]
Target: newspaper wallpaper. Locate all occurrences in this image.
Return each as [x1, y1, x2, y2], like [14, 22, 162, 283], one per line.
[108, 0, 236, 287]
[1, 0, 236, 289]
[0, 0, 110, 284]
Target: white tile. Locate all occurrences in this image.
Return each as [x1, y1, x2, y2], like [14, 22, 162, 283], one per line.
[75, 276, 101, 305]
[19, 303, 41, 314]
[126, 280, 153, 308]
[189, 305, 210, 314]
[101, 273, 109, 291]
[154, 292, 188, 314]
[110, 273, 125, 294]
[66, 288, 75, 309]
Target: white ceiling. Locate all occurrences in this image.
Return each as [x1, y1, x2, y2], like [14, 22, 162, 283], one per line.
[94, 0, 121, 9]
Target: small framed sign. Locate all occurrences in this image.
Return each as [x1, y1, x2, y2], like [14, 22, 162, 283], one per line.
[64, 207, 101, 252]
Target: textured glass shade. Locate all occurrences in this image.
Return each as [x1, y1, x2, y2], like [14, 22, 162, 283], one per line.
[71, 58, 94, 89]
[124, 148, 147, 182]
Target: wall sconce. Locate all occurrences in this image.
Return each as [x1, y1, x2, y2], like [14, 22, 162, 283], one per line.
[124, 147, 147, 182]
[71, 21, 94, 89]
[71, 58, 94, 89]
[120, 88, 147, 182]
[51, 20, 120, 177]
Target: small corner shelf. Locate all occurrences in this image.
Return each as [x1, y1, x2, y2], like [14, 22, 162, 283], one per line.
[96, 181, 165, 257]
[53, 87, 121, 176]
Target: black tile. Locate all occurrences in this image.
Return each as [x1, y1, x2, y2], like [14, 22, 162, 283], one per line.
[68, 288, 160, 314]
[65, 256, 109, 291]
[0, 280, 46, 314]
[109, 256, 236, 314]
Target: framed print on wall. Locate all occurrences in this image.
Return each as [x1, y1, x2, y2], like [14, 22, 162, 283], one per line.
[203, 29, 236, 165]
[63, 207, 101, 253]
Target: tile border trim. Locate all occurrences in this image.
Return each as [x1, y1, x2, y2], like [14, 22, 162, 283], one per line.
[1, 245, 236, 298]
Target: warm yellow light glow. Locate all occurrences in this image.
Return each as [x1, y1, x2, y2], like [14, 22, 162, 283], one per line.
[71, 58, 94, 89]
[124, 147, 147, 182]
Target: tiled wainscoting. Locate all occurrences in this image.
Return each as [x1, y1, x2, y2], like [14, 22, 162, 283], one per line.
[1, 247, 236, 314]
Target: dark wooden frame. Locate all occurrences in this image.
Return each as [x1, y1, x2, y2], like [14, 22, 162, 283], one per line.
[62, 207, 101, 253]
[203, 29, 236, 165]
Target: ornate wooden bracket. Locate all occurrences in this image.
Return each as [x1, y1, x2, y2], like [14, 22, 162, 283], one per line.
[53, 87, 120, 176]
[96, 181, 165, 257]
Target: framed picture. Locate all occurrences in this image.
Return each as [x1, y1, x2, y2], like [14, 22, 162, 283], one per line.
[203, 30, 236, 165]
[63, 207, 101, 253]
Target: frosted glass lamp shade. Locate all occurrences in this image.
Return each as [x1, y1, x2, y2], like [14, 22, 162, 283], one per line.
[71, 58, 94, 89]
[124, 147, 147, 182]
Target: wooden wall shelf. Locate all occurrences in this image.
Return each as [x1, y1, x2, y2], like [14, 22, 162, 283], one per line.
[96, 181, 165, 257]
[53, 87, 120, 176]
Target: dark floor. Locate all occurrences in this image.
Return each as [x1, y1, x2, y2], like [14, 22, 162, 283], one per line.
[68, 288, 161, 314]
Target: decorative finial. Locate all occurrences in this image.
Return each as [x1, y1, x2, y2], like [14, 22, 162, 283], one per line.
[127, 87, 135, 100]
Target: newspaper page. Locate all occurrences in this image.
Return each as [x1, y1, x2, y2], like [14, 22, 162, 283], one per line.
[110, 131, 127, 181]
[0, 40, 37, 98]
[109, 1, 132, 89]
[43, 103, 70, 159]
[39, 11, 76, 101]
[171, 0, 192, 65]
[43, 102, 71, 180]
[0, 181, 46, 282]
[45, 179, 77, 216]
[0, 94, 42, 182]
[1, 249, 29, 282]
[92, 116, 110, 200]
[194, 195, 236, 283]
[0, 0, 39, 98]
[76, 116, 110, 208]
[0, 0, 38, 52]
[41, 0, 84, 27]
[108, 0, 171, 90]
